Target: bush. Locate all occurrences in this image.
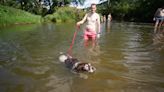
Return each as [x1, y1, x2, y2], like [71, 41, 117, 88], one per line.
[43, 6, 85, 23]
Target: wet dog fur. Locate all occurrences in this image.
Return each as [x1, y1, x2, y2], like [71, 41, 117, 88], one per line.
[59, 54, 96, 73]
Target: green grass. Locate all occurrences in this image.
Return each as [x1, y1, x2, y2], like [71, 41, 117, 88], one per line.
[44, 6, 85, 23]
[0, 5, 41, 26]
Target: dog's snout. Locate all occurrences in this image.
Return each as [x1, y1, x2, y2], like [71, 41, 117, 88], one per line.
[88, 66, 96, 73]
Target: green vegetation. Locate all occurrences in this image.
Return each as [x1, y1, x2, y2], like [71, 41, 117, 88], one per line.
[0, 0, 86, 15]
[97, 0, 164, 22]
[0, 0, 86, 25]
[1, 0, 163, 24]
[0, 5, 41, 26]
[43, 6, 85, 23]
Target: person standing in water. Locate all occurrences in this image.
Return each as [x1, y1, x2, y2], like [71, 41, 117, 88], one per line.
[106, 13, 112, 32]
[108, 13, 112, 22]
[153, 7, 164, 33]
[76, 3, 101, 46]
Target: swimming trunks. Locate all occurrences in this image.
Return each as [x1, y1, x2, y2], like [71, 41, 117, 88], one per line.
[155, 16, 164, 21]
[84, 28, 96, 40]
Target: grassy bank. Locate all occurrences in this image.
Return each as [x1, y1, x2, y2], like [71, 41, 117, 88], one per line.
[0, 5, 41, 26]
[44, 7, 85, 23]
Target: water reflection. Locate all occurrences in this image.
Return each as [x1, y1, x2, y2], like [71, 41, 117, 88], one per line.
[153, 28, 164, 51]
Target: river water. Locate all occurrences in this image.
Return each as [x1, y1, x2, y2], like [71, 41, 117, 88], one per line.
[0, 22, 164, 92]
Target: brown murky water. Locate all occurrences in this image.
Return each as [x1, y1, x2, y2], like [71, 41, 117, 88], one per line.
[0, 22, 164, 92]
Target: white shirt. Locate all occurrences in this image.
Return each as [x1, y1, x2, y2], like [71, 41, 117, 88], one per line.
[160, 9, 164, 17]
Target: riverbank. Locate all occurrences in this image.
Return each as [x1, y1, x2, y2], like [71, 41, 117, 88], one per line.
[43, 6, 85, 23]
[0, 5, 41, 26]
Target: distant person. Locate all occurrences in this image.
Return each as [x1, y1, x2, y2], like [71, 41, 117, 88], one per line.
[106, 13, 112, 32]
[76, 3, 101, 46]
[100, 15, 104, 23]
[108, 13, 112, 22]
[153, 7, 164, 33]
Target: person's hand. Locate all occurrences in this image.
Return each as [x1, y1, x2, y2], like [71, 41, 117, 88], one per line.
[76, 25, 80, 29]
[76, 22, 80, 29]
[153, 18, 156, 21]
[76, 22, 81, 27]
[97, 33, 100, 39]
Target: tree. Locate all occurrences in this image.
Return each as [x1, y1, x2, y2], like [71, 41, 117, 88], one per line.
[97, 0, 164, 22]
[0, 0, 86, 16]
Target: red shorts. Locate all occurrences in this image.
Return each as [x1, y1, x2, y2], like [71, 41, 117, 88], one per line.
[84, 28, 96, 40]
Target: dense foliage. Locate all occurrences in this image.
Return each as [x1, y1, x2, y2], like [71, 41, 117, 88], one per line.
[44, 6, 85, 23]
[1, 0, 163, 23]
[97, 0, 164, 22]
[0, 0, 86, 15]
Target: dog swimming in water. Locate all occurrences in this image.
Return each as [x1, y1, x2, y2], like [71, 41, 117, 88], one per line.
[59, 54, 96, 73]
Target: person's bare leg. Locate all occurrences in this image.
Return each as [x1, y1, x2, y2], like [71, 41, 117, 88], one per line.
[92, 39, 96, 47]
[154, 20, 159, 33]
[158, 21, 163, 32]
[84, 39, 88, 47]
[160, 21, 164, 33]
[91, 34, 97, 47]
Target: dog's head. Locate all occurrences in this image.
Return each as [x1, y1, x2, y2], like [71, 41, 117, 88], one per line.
[75, 63, 96, 73]
[84, 63, 96, 73]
